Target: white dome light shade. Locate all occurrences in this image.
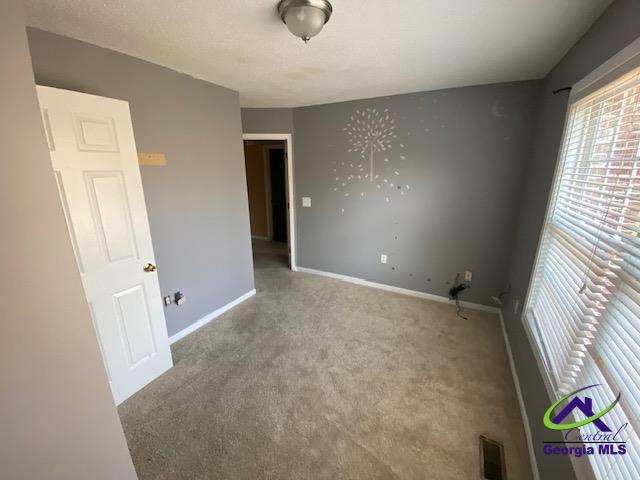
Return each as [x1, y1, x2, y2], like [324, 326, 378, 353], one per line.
[284, 6, 325, 41]
[277, 0, 333, 43]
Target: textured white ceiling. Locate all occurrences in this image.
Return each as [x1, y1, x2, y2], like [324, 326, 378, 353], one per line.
[24, 0, 612, 107]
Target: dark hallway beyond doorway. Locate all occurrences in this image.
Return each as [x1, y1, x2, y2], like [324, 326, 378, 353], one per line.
[268, 147, 287, 243]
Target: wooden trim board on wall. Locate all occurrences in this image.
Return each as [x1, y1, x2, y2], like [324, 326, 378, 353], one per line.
[138, 152, 166, 166]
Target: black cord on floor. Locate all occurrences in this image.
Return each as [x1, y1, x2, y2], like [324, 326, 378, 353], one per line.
[455, 296, 468, 320]
[449, 273, 469, 320]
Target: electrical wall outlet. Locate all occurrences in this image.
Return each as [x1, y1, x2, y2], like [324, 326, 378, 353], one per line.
[175, 291, 187, 306]
[302, 197, 311, 207]
[514, 299, 520, 315]
[464, 270, 473, 282]
[380, 254, 387, 264]
[163, 295, 172, 306]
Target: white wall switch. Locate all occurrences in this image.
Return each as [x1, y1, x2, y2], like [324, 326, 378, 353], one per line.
[464, 270, 473, 282]
[514, 299, 520, 315]
[380, 254, 387, 264]
[163, 296, 172, 306]
[302, 197, 311, 207]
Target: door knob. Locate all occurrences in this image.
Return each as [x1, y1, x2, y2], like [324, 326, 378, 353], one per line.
[143, 263, 157, 272]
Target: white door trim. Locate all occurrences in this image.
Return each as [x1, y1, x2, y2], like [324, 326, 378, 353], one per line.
[243, 133, 296, 271]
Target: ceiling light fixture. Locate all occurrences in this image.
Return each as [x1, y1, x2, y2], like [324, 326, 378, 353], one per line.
[277, 0, 333, 43]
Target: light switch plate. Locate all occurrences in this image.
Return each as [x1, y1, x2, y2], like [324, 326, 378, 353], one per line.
[464, 270, 473, 282]
[380, 254, 387, 264]
[302, 197, 311, 207]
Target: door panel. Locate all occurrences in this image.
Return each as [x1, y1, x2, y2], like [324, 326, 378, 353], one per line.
[85, 171, 138, 263]
[74, 115, 119, 152]
[37, 86, 172, 405]
[113, 284, 156, 367]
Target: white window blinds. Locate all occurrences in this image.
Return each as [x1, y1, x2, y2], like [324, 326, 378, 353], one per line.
[526, 65, 640, 479]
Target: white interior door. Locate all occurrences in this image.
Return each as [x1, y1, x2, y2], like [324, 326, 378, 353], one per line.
[36, 85, 173, 405]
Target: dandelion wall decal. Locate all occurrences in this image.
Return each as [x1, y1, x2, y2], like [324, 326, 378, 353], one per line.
[343, 108, 397, 181]
[334, 107, 409, 213]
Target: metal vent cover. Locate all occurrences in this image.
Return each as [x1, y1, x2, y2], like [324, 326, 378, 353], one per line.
[479, 436, 507, 480]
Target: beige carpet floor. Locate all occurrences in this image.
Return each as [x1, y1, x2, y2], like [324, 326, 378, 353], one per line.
[118, 241, 533, 479]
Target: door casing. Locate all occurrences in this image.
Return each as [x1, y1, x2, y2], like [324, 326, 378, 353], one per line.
[243, 133, 297, 271]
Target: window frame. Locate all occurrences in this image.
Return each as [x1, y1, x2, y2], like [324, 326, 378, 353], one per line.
[521, 36, 640, 480]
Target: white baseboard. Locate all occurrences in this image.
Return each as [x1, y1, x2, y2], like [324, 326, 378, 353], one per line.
[169, 289, 256, 344]
[295, 266, 500, 314]
[251, 235, 270, 241]
[498, 310, 541, 480]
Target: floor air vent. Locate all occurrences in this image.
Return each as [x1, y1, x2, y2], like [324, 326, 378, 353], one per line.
[479, 436, 506, 480]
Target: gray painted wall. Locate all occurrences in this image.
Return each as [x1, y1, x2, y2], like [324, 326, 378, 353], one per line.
[293, 82, 541, 306]
[242, 107, 294, 133]
[502, 0, 640, 478]
[27, 28, 255, 337]
[0, 2, 136, 478]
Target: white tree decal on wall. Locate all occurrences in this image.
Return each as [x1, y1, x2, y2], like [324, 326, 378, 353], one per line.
[344, 108, 397, 181]
[334, 107, 409, 213]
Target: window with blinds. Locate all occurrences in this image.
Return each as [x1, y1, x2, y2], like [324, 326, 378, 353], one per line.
[526, 65, 640, 479]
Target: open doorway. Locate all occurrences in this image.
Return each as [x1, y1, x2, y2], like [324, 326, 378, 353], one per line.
[242, 134, 296, 271]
